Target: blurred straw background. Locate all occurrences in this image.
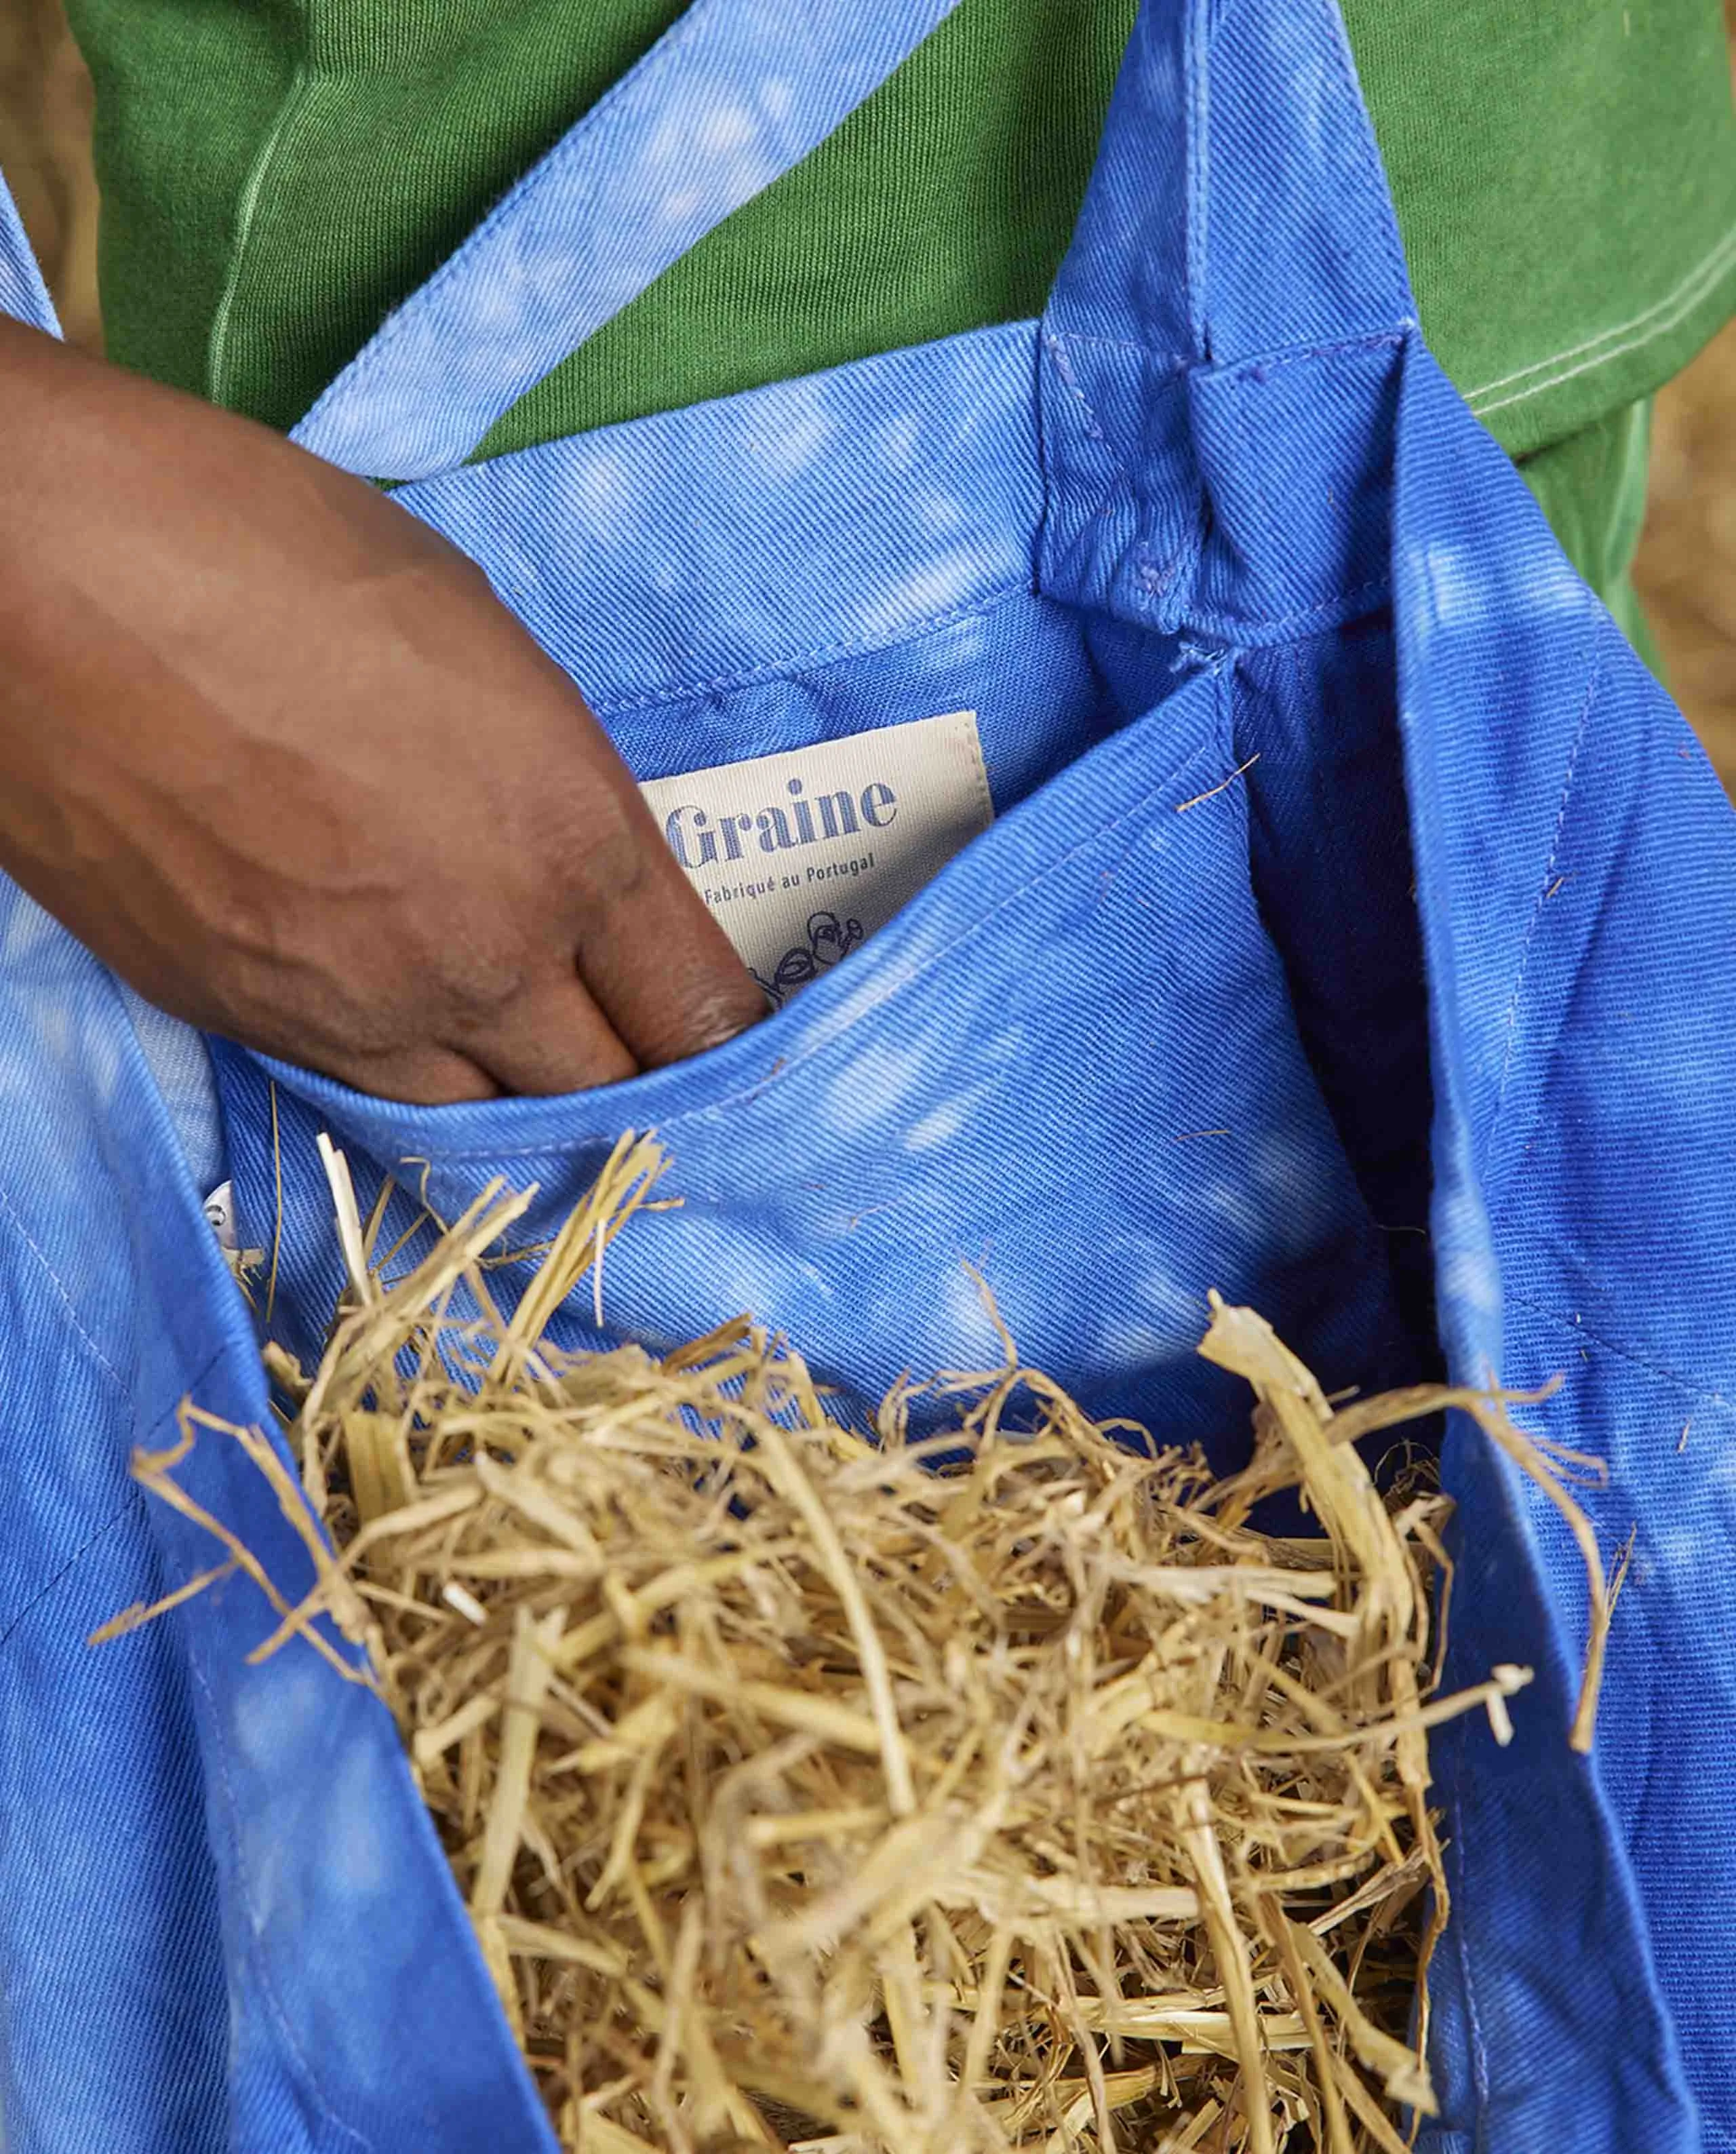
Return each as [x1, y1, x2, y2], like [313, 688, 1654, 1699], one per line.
[1636, 0, 1736, 787]
[1636, 332, 1736, 785]
[0, 0, 1733, 791]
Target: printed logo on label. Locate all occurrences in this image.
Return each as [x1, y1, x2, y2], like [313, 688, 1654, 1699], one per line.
[639, 711, 993, 1005]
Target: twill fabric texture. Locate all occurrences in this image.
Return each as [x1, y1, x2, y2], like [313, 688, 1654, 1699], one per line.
[0, 3, 1732, 2151]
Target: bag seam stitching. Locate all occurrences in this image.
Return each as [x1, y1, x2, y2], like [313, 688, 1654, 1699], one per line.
[1227, 359, 1335, 627]
[1042, 320, 1408, 635]
[1040, 328, 1132, 471]
[0, 1330, 228, 1653]
[1189, 572, 1394, 643]
[0, 1497, 138, 1656]
[1190, 331, 1406, 636]
[1503, 1292, 1736, 1412]
[0, 1173, 131, 1401]
[1486, 657, 1602, 1152]
[1204, 329, 1410, 382]
[590, 579, 1030, 719]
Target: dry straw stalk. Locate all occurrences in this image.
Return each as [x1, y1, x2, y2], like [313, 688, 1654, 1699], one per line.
[98, 1133, 1606, 2154]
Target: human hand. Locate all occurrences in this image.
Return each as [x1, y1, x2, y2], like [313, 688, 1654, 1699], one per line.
[0, 319, 762, 1103]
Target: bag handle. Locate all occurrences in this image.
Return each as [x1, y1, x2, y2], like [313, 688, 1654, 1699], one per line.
[0, 171, 62, 338]
[1036, 0, 1417, 634]
[1047, 0, 1412, 367]
[291, 0, 964, 482]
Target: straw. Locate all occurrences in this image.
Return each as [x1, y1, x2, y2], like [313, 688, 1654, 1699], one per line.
[101, 1132, 1608, 2153]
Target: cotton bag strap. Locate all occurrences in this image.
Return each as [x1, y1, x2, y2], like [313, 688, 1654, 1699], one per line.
[291, 0, 964, 483]
[1035, 0, 1417, 638]
[0, 170, 60, 338]
[1046, 0, 1413, 369]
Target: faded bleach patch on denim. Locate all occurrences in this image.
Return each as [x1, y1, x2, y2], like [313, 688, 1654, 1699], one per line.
[1, 3, 1735, 2151]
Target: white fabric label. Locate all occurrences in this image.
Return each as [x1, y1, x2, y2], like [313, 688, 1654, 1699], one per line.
[202, 1181, 238, 1253]
[203, 1179, 265, 1285]
[639, 710, 993, 1004]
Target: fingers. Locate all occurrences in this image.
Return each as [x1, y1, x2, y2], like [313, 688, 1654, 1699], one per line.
[465, 968, 641, 1101]
[321, 1040, 503, 1106]
[336, 924, 745, 1105]
[564, 788, 767, 1073]
[292, 718, 762, 1105]
[249, 973, 639, 1105]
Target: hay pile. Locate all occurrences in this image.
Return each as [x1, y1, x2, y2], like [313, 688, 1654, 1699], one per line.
[105, 1134, 1608, 2154]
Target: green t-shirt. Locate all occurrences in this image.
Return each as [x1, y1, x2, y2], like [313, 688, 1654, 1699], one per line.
[62, 0, 1736, 470]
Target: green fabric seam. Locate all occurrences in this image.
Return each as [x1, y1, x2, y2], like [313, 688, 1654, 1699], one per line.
[206, 59, 314, 406]
[1465, 221, 1736, 418]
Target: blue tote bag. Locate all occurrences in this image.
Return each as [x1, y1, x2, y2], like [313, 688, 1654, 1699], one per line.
[1, 1, 1734, 2147]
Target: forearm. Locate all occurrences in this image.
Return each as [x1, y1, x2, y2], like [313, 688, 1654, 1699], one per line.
[0, 315, 761, 1100]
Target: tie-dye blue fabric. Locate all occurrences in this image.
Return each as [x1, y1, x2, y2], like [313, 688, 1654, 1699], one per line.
[0, 178, 54, 337]
[1, 1, 1733, 2147]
